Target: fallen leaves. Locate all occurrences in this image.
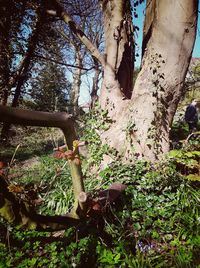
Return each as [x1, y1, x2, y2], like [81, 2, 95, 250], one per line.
[8, 184, 24, 193]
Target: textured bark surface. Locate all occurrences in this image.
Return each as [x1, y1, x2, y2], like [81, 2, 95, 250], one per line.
[100, 0, 135, 112]
[100, 0, 198, 160]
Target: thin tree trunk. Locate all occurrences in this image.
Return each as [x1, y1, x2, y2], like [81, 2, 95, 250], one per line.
[70, 49, 82, 115]
[90, 58, 101, 109]
[11, 12, 43, 108]
[0, 0, 12, 105]
[1, 8, 44, 140]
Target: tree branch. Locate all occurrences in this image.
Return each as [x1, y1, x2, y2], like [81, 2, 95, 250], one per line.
[0, 105, 85, 218]
[47, 0, 105, 67]
[34, 54, 94, 71]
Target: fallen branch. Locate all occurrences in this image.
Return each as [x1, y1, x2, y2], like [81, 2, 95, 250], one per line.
[0, 175, 81, 231]
[0, 105, 85, 218]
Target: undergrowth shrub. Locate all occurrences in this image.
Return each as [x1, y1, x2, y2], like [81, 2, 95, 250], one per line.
[0, 158, 199, 267]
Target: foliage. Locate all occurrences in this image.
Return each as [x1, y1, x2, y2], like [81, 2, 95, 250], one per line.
[168, 145, 200, 186]
[0, 127, 64, 162]
[30, 61, 71, 112]
[0, 156, 200, 267]
[79, 107, 113, 167]
[0, 110, 200, 267]
[0, 148, 200, 267]
[193, 63, 200, 80]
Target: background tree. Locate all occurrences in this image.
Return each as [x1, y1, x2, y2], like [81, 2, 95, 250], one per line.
[56, 0, 103, 114]
[0, 0, 28, 105]
[30, 61, 70, 112]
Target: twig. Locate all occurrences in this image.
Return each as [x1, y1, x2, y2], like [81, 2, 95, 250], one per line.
[9, 144, 20, 167]
[185, 131, 200, 143]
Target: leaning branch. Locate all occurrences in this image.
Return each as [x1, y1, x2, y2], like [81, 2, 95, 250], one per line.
[47, 0, 105, 67]
[0, 105, 85, 218]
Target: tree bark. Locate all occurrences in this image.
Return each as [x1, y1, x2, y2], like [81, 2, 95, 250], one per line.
[90, 58, 101, 109]
[130, 0, 197, 158]
[99, 0, 135, 111]
[0, 0, 12, 105]
[70, 49, 82, 115]
[100, 0, 198, 160]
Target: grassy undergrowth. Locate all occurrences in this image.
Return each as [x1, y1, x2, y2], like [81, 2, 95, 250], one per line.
[0, 115, 200, 267]
[0, 126, 64, 162]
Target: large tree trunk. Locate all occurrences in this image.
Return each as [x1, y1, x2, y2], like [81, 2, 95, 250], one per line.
[99, 0, 135, 113]
[100, 0, 198, 160]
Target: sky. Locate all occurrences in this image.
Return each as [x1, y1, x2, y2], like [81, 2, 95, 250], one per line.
[193, 0, 200, 60]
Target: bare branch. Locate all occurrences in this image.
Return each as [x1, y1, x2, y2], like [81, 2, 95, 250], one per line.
[34, 54, 94, 71]
[48, 0, 105, 67]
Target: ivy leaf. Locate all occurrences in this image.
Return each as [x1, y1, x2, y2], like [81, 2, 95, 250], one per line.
[186, 174, 200, 181]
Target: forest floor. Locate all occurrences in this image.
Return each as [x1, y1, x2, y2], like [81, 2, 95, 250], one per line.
[0, 115, 200, 267]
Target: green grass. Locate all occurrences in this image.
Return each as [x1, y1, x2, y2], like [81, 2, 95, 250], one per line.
[0, 120, 200, 267]
[0, 126, 64, 162]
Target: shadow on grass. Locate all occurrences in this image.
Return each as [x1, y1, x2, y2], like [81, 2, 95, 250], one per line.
[0, 141, 54, 163]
